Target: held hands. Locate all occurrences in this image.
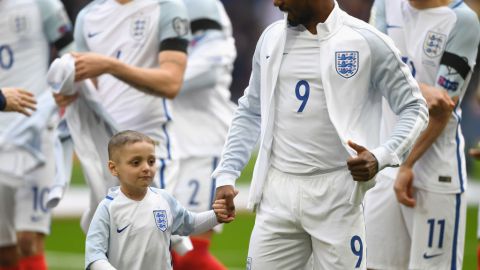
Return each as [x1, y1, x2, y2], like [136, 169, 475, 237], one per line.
[346, 140, 378, 181]
[213, 185, 238, 223]
[2, 88, 37, 116]
[394, 165, 416, 207]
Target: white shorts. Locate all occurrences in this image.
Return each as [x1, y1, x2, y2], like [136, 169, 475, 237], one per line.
[0, 129, 56, 247]
[247, 167, 366, 270]
[364, 174, 466, 270]
[173, 156, 218, 212]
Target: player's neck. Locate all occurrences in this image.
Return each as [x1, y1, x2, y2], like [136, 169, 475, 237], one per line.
[120, 186, 147, 201]
[408, 0, 451, 9]
[304, 0, 335, 34]
[116, 0, 132, 4]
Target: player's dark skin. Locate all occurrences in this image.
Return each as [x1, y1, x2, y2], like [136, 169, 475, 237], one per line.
[215, 0, 379, 219]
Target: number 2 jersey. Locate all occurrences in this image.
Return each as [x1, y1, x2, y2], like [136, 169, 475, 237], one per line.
[74, 0, 190, 160]
[371, 0, 480, 193]
[0, 0, 72, 132]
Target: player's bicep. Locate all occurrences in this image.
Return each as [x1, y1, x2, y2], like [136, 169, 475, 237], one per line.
[158, 50, 188, 80]
[157, 0, 191, 46]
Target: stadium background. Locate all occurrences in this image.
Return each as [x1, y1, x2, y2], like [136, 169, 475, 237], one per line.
[44, 0, 480, 269]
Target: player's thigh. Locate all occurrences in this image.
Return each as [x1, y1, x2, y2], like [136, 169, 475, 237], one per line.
[302, 170, 365, 270]
[364, 175, 411, 270]
[247, 168, 312, 270]
[15, 132, 55, 235]
[0, 184, 16, 247]
[409, 190, 466, 270]
[173, 157, 218, 212]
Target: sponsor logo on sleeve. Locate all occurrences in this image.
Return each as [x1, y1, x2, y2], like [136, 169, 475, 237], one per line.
[437, 76, 459, 92]
[172, 17, 189, 37]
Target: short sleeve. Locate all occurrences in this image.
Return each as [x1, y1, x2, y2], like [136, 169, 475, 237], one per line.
[157, 0, 191, 51]
[434, 7, 480, 97]
[38, 0, 73, 45]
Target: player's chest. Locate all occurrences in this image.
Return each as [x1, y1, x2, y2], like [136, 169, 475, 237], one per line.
[84, 9, 159, 55]
[0, 3, 44, 43]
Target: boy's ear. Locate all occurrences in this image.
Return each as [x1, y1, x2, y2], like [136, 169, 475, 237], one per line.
[108, 160, 118, 176]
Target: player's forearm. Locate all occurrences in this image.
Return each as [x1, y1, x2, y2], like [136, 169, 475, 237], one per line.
[403, 111, 452, 168]
[107, 55, 186, 99]
[190, 210, 218, 235]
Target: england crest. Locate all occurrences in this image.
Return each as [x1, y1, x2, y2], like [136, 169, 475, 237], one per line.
[335, 51, 359, 78]
[423, 31, 446, 58]
[153, 210, 168, 232]
[130, 16, 149, 41]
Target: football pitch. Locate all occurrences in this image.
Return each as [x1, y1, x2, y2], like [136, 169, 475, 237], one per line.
[45, 159, 480, 269]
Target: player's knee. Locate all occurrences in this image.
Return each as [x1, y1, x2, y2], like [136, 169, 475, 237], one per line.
[17, 232, 42, 257]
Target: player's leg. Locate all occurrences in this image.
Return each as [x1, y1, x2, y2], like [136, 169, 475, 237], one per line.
[172, 156, 226, 270]
[304, 169, 365, 270]
[0, 184, 18, 270]
[246, 168, 312, 270]
[14, 130, 56, 270]
[477, 202, 480, 270]
[364, 173, 412, 270]
[409, 190, 466, 270]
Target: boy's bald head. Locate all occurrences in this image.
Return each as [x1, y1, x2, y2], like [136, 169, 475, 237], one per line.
[108, 130, 155, 161]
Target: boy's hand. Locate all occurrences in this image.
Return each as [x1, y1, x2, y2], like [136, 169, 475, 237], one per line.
[213, 199, 235, 223]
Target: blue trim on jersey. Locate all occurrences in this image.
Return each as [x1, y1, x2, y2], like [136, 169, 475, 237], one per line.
[452, 106, 465, 193]
[106, 195, 113, 201]
[209, 157, 219, 210]
[162, 123, 172, 160]
[159, 158, 166, 189]
[450, 193, 461, 270]
[450, 0, 463, 9]
[162, 98, 172, 121]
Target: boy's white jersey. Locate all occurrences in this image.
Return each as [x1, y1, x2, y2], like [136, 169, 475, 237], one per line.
[75, 0, 190, 159]
[171, 0, 236, 158]
[372, 0, 480, 193]
[0, 0, 71, 131]
[85, 187, 207, 270]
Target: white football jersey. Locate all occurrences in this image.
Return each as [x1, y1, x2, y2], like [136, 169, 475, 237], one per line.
[171, 0, 236, 158]
[0, 0, 71, 131]
[372, 0, 480, 193]
[75, 0, 190, 159]
[271, 25, 349, 174]
[85, 187, 215, 270]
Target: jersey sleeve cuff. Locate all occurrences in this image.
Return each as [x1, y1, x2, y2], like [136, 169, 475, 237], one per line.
[370, 146, 400, 171]
[214, 173, 237, 188]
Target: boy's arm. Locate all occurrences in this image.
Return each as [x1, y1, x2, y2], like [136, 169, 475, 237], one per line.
[89, 260, 117, 270]
[164, 192, 218, 236]
[85, 201, 111, 270]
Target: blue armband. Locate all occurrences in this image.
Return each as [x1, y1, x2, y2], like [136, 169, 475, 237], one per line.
[0, 89, 6, 111]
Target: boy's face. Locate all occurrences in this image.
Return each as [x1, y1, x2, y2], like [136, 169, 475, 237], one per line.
[108, 141, 157, 192]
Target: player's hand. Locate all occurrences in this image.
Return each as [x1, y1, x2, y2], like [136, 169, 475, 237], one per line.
[2, 88, 37, 116]
[419, 83, 455, 116]
[346, 140, 378, 181]
[53, 92, 78, 107]
[212, 199, 235, 223]
[72, 52, 113, 81]
[394, 165, 416, 207]
[214, 185, 238, 220]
